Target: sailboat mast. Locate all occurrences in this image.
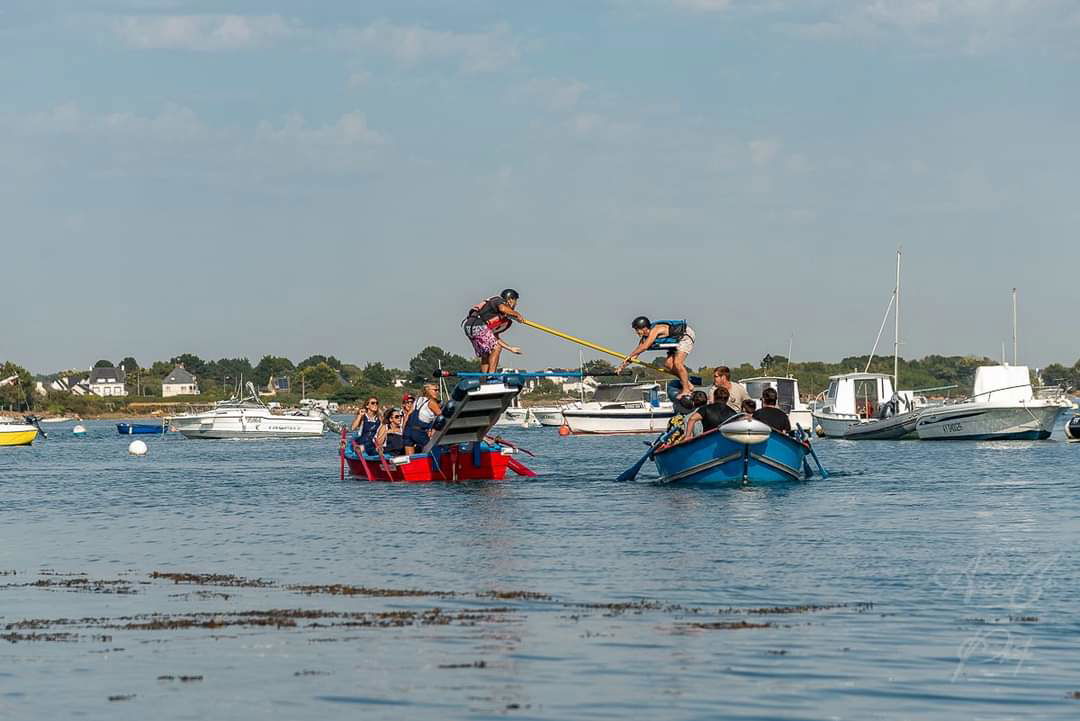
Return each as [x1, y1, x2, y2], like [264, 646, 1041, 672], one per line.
[1012, 288, 1018, 365]
[893, 249, 901, 392]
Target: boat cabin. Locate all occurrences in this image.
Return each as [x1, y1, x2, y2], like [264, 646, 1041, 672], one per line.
[590, 383, 663, 409]
[971, 365, 1033, 404]
[819, 372, 897, 419]
[740, 376, 807, 414]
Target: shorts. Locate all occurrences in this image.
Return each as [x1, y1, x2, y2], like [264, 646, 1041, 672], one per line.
[464, 322, 499, 356]
[666, 326, 695, 357]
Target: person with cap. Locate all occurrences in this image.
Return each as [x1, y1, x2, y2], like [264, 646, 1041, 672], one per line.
[462, 289, 526, 373]
[615, 316, 696, 397]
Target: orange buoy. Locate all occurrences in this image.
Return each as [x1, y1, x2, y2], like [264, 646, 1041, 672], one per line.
[558, 425, 571, 436]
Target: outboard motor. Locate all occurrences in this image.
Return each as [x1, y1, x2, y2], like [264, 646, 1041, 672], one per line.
[1066, 415, 1080, 442]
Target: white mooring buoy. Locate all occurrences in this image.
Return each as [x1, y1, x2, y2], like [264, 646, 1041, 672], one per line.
[128, 439, 148, 456]
[72, 424, 87, 436]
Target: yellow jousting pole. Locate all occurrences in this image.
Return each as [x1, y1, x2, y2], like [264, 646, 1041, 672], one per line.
[521, 319, 673, 376]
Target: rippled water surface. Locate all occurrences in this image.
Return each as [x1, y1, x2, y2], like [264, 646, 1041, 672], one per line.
[3, 418, 1079, 720]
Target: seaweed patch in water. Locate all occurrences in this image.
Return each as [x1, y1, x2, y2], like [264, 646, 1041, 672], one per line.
[150, 572, 272, 588]
[438, 660, 487, 669]
[288, 584, 454, 598]
[1, 631, 79, 643]
[678, 621, 773, 631]
[108, 695, 135, 702]
[22, 578, 136, 594]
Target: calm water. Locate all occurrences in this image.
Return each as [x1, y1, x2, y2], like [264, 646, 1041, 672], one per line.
[2, 418, 1079, 720]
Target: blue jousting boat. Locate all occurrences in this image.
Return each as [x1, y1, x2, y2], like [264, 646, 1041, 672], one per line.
[116, 422, 167, 435]
[651, 418, 815, 486]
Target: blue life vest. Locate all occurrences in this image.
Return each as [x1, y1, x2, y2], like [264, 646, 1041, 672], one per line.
[403, 398, 435, 447]
[647, 320, 688, 351]
[356, 415, 381, 455]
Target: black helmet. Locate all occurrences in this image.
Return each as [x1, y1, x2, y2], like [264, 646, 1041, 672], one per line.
[500, 288, 519, 301]
[631, 316, 651, 330]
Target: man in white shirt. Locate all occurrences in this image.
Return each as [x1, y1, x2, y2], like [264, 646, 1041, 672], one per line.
[713, 366, 751, 414]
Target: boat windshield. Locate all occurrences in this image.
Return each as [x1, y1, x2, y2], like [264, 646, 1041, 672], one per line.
[592, 384, 652, 403]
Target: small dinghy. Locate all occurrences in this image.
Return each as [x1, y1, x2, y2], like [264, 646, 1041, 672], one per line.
[116, 422, 167, 435]
[652, 417, 821, 486]
[1066, 415, 1080, 442]
[342, 375, 536, 482]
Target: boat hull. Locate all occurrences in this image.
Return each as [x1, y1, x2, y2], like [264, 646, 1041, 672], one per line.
[117, 423, 167, 435]
[815, 410, 920, 440]
[0, 426, 38, 446]
[652, 427, 809, 486]
[562, 409, 674, 435]
[344, 441, 512, 482]
[1066, 416, 1080, 442]
[915, 404, 1062, 441]
[531, 408, 565, 426]
[170, 412, 324, 439]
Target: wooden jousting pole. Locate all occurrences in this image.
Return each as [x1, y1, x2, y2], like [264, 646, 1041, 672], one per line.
[521, 319, 673, 376]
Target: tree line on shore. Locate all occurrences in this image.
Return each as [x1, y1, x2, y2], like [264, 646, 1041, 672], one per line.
[3, 349, 1078, 414]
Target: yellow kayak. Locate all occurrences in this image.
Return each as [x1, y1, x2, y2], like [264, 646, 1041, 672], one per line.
[0, 424, 38, 446]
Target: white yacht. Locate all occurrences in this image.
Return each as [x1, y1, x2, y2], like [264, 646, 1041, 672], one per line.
[170, 383, 327, 439]
[740, 376, 813, 431]
[530, 405, 568, 427]
[561, 382, 674, 434]
[915, 365, 1069, 441]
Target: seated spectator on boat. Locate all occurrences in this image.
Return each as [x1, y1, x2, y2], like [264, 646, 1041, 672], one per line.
[350, 396, 382, 455]
[740, 398, 757, 416]
[713, 366, 751, 413]
[681, 388, 738, 440]
[403, 384, 443, 454]
[752, 387, 792, 434]
[375, 407, 407, 458]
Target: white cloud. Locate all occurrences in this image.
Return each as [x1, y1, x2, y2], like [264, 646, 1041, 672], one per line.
[256, 111, 387, 148]
[672, 0, 733, 11]
[511, 77, 588, 112]
[113, 14, 295, 51]
[748, 138, 781, 167]
[338, 20, 519, 72]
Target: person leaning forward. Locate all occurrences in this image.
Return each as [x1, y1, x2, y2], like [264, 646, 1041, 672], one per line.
[713, 365, 750, 414]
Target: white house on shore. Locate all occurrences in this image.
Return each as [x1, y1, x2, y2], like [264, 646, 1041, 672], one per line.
[162, 366, 199, 398]
[88, 367, 127, 397]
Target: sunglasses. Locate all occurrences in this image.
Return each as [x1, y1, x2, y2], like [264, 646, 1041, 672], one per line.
[391, 414, 403, 419]
[367, 401, 378, 406]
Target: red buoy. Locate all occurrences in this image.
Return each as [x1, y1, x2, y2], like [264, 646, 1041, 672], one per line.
[558, 425, 571, 436]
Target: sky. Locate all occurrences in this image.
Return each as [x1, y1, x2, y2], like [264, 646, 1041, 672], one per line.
[2, 0, 1079, 374]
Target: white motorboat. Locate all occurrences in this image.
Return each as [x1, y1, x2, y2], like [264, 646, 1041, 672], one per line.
[915, 365, 1069, 441]
[169, 383, 327, 439]
[740, 376, 814, 431]
[530, 406, 567, 427]
[0, 416, 40, 447]
[813, 250, 933, 440]
[561, 382, 674, 434]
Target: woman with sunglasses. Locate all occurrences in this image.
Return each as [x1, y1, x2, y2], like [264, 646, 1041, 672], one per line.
[350, 396, 382, 456]
[375, 407, 407, 461]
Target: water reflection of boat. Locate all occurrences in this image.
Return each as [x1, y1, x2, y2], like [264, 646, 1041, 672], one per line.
[652, 418, 812, 486]
[170, 383, 327, 439]
[561, 382, 674, 435]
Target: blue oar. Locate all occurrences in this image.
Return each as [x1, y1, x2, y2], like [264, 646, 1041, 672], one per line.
[616, 426, 679, 482]
[796, 424, 829, 479]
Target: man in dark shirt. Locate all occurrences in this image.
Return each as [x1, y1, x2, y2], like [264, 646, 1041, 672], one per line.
[753, 387, 791, 434]
[682, 387, 738, 439]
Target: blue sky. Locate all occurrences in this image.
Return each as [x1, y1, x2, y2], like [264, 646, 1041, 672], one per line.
[3, 0, 1079, 373]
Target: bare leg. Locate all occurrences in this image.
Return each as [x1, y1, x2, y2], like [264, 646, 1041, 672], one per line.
[671, 352, 692, 396]
[488, 345, 503, 372]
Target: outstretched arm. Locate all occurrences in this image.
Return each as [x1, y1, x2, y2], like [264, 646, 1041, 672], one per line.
[616, 327, 663, 371]
[496, 337, 522, 354]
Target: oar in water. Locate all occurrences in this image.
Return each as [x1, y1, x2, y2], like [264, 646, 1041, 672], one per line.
[506, 457, 537, 477]
[616, 425, 679, 483]
[796, 424, 829, 479]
